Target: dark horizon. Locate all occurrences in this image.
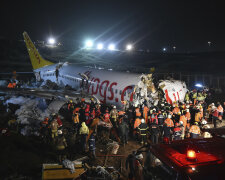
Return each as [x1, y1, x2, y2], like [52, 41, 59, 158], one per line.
[1, 0, 225, 53]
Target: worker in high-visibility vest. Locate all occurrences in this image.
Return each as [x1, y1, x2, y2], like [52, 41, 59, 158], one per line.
[189, 122, 200, 139]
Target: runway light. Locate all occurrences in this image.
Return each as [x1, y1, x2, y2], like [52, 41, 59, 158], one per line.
[85, 40, 93, 48]
[48, 38, 55, 45]
[195, 83, 203, 88]
[108, 44, 115, 51]
[126, 44, 133, 51]
[97, 43, 103, 50]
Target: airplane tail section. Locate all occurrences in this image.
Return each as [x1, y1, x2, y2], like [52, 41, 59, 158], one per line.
[23, 32, 54, 70]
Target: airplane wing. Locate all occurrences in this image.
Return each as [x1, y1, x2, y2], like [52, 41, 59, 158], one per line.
[0, 87, 100, 104]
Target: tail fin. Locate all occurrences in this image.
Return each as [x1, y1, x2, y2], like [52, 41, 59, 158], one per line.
[23, 32, 54, 70]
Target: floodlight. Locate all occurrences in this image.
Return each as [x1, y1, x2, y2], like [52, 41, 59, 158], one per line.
[195, 84, 203, 88]
[85, 40, 93, 48]
[163, 48, 167, 52]
[108, 44, 115, 50]
[126, 44, 133, 51]
[97, 43, 103, 50]
[48, 38, 55, 45]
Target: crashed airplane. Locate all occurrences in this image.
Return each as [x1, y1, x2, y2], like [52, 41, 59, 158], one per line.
[23, 32, 187, 108]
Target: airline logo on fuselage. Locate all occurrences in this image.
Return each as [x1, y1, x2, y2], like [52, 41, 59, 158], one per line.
[86, 75, 134, 104]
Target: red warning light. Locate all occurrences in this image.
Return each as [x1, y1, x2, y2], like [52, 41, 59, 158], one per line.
[187, 150, 196, 160]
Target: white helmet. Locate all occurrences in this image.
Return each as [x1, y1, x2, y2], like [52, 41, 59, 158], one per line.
[113, 106, 116, 109]
[168, 115, 172, 119]
[201, 120, 207, 125]
[136, 153, 143, 160]
[58, 130, 63, 135]
[141, 119, 145, 123]
[186, 109, 189, 112]
[179, 121, 183, 125]
[211, 103, 215, 106]
[161, 104, 164, 106]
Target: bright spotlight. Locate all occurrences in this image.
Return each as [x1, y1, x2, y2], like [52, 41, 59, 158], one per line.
[97, 43, 103, 50]
[85, 40, 93, 48]
[126, 44, 133, 51]
[108, 44, 115, 51]
[195, 83, 203, 88]
[163, 48, 167, 52]
[48, 38, 55, 45]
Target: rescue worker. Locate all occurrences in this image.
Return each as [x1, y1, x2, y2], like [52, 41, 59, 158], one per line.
[217, 103, 224, 120]
[88, 132, 96, 159]
[192, 89, 197, 105]
[90, 98, 95, 109]
[118, 118, 129, 145]
[195, 110, 201, 123]
[185, 91, 190, 102]
[173, 122, 182, 140]
[72, 107, 80, 128]
[134, 153, 144, 180]
[172, 105, 180, 115]
[50, 118, 59, 142]
[67, 100, 74, 112]
[179, 112, 187, 139]
[149, 119, 160, 144]
[55, 130, 67, 162]
[55, 114, 63, 129]
[110, 106, 118, 127]
[138, 119, 148, 145]
[149, 110, 158, 124]
[103, 109, 111, 123]
[134, 117, 142, 138]
[40, 117, 49, 142]
[185, 109, 191, 129]
[79, 122, 89, 152]
[212, 106, 219, 128]
[85, 104, 90, 124]
[189, 122, 201, 138]
[143, 105, 149, 123]
[163, 115, 174, 139]
[157, 111, 165, 135]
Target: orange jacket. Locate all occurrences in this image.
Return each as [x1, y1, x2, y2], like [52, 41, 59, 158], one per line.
[164, 118, 174, 127]
[172, 107, 180, 114]
[185, 112, 191, 121]
[135, 108, 142, 117]
[189, 125, 200, 134]
[143, 106, 149, 122]
[179, 115, 187, 129]
[7, 83, 14, 88]
[134, 118, 142, 129]
[195, 112, 201, 122]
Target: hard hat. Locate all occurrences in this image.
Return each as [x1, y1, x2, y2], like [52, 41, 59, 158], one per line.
[81, 98, 85, 102]
[153, 108, 156, 111]
[161, 104, 164, 106]
[141, 119, 145, 123]
[91, 98, 94, 101]
[179, 121, 183, 125]
[70, 100, 73, 103]
[186, 109, 189, 112]
[58, 130, 62, 135]
[194, 122, 199, 125]
[186, 101, 189, 103]
[136, 153, 143, 160]
[113, 106, 116, 109]
[186, 105, 190, 108]
[168, 115, 172, 119]
[211, 103, 215, 106]
[178, 112, 181, 115]
[201, 120, 207, 125]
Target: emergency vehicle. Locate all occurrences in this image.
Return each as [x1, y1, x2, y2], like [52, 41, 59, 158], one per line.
[145, 136, 225, 179]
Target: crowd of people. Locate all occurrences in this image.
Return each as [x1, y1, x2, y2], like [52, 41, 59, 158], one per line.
[36, 89, 224, 162]
[1, 88, 224, 179]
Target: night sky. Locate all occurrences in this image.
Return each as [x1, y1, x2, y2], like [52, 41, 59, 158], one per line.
[1, 0, 225, 52]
